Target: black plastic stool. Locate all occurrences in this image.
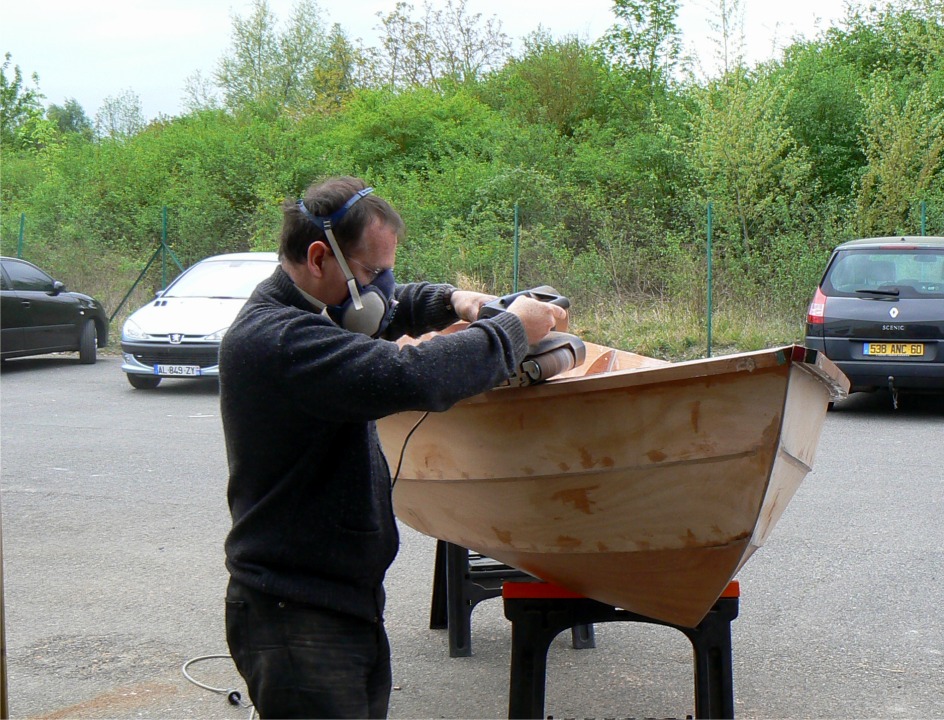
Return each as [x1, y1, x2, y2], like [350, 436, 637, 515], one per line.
[429, 540, 595, 657]
[503, 579, 740, 719]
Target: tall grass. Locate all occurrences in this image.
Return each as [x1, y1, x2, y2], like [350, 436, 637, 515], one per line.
[575, 296, 805, 361]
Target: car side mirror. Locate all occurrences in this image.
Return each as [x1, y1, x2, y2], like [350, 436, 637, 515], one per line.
[50, 280, 66, 295]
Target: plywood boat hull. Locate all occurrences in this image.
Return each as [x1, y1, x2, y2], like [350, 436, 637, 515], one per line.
[379, 342, 848, 627]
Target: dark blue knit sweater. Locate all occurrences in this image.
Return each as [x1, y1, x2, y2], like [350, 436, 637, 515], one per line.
[220, 267, 528, 622]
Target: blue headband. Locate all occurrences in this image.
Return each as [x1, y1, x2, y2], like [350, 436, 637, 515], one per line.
[297, 187, 374, 231]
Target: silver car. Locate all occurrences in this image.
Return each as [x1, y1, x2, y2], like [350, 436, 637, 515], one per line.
[120, 252, 279, 389]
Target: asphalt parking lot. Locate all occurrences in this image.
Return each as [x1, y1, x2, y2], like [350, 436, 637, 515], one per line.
[1, 354, 942, 719]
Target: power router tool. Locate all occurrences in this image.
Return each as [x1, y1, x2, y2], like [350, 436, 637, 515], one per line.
[477, 286, 587, 386]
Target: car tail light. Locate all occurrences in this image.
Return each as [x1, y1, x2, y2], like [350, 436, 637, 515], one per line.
[807, 287, 827, 324]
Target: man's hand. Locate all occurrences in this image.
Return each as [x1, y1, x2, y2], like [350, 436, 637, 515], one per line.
[449, 290, 498, 323]
[506, 296, 568, 345]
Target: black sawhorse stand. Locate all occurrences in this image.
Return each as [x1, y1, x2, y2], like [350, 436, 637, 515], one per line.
[503, 579, 740, 719]
[429, 540, 595, 657]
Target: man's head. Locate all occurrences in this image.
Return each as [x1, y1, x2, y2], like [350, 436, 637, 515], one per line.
[280, 176, 404, 265]
[280, 177, 404, 336]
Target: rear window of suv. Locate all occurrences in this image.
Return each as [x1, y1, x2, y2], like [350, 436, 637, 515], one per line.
[823, 249, 944, 299]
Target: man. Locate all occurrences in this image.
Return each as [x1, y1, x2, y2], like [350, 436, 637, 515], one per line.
[220, 176, 566, 719]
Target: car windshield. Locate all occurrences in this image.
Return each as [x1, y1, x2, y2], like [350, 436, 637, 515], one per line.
[163, 258, 276, 299]
[824, 249, 944, 299]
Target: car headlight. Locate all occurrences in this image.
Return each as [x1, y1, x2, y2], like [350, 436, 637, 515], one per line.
[122, 318, 151, 341]
[204, 327, 229, 342]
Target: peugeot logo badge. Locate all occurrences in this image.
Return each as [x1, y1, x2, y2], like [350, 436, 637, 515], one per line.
[169, 333, 184, 344]
[889, 307, 899, 319]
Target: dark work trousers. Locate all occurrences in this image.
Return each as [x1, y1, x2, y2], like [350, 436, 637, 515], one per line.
[226, 578, 392, 719]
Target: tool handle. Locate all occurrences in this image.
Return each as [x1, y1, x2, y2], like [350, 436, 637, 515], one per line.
[477, 286, 570, 320]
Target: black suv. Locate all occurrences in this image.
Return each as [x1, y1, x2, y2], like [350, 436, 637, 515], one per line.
[805, 236, 944, 403]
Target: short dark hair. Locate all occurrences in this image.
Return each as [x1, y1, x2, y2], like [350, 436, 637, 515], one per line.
[279, 176, 405, 264]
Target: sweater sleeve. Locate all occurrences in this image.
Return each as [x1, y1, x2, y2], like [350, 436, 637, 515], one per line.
[278, 307, 528, 423]
[384, 282, 458, 340]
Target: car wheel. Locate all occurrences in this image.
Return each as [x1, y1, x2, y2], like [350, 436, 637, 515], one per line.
[127, 374, 161, 390]
[79, 320, 97, 364]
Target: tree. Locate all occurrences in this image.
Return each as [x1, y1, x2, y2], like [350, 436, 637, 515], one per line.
[95, 89, 146, 139]
[855, 77, 944, 235]
[827, 0, 944, 82]
[371, 0, 510, 90]
[1, 53, 45, 150]
[773, 0, 944, 210]
[431, 0, 510, 86]
[215, 0, 284, 109]
[47, 98, 93, 139]
[691, 68, 817, 253]
[308, 24, 364, 109]
[214, 0, 348, 113]
[703, 0, 746, 76]
[773, 41, 866, 197]
[481, 32, 611, 136]
[602, 0, 682, 94]
[277, 0, 330, 106]
[371, 2, 430, 87]
[182, 70, 222, 113]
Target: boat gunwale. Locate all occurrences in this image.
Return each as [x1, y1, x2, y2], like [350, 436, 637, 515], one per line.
[450, 344, 848, 406]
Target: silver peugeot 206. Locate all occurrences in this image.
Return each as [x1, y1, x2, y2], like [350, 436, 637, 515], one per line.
[120, 252, 279, 389]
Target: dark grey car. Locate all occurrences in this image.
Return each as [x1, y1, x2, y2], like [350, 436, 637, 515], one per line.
[0, 256, 109, 364]
[805, 236, 944, 404]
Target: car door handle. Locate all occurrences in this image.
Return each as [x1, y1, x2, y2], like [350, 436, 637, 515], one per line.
[20, 300, 31, 308]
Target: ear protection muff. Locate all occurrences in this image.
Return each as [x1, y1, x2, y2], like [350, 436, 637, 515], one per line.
[328, 269, 397, 338]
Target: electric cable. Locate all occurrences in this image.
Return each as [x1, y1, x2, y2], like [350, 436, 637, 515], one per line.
[392, 411, 430, 488]
[181, 654, 256, 719]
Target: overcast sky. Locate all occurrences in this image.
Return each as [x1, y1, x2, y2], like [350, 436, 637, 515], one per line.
[2, 0, 864, 121]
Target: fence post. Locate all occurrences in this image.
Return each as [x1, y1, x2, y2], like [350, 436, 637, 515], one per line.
[707, 202, 713, 359]
[109, 209, 184, 323]
[513, 202, 520, 293]
[162, 207, 169, 288]
[17, 213, 25, 258]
